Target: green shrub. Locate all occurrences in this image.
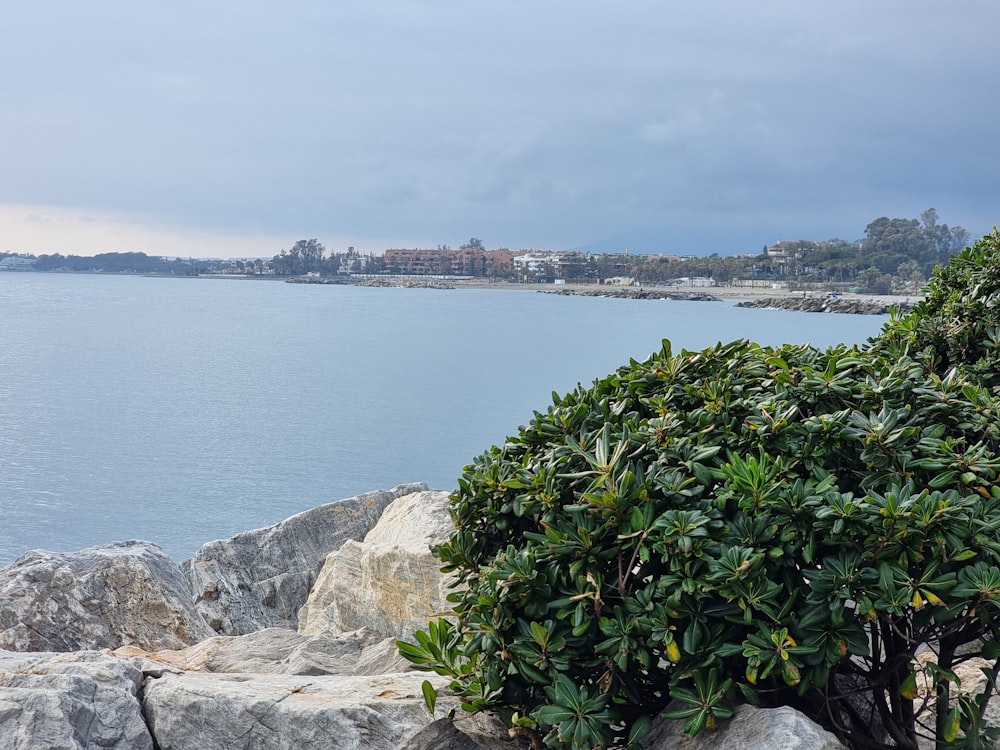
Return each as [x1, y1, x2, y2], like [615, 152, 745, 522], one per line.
[874, 227, 1000, 390]
[400, 230, 1000, 749]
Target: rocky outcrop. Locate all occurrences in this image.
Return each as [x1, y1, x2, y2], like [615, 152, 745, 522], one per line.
[183, 482, 428, 636]
[645, 705, 847, 749]
[543, 287, 720, 301]
[143, 671, 460, 750]
[115, 626, 410, 676]
[298, 489, 455, 639]
[0, 650, 154, 750]
[396, 715, 516, 750]
[736, 296, 913, 315]
[0, 540, 213, 652]
[0, 486, 864, 749]
[355, 278, 456, 289]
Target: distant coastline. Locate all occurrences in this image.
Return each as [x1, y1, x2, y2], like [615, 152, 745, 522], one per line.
[349, 276, 918, 315]
[0, 267, 917, 315]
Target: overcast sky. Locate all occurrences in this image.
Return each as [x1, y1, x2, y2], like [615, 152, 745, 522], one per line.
[2, 2, 998, 258]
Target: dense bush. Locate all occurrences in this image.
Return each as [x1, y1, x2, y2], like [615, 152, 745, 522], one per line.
[400, 230, 1000, 749]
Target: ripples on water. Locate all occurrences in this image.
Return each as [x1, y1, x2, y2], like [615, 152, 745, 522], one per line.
[0, 273, 888, 562]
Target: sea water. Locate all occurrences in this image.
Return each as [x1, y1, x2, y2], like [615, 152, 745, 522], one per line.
[0, 273, 887, 562]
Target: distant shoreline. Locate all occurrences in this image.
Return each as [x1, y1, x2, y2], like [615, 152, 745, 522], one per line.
[273, 274, 923, 314]
[443, 279, 919, 314]
[3, 268, 919, 314]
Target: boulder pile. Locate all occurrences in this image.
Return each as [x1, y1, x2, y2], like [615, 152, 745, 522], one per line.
[735, 296, 913, 314]
[0, 483, 847, 749]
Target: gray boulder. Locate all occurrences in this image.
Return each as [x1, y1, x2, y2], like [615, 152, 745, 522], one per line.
[115, 626, 411, 676]
[183, 483, 429, 635]
[299, 489, 455, 639]
[0, 540, 213, 652]
[645, 704, 847, 749]
[396, 715, 520, 750]
[0, 650, 153, 750]
[143, 671, 460, 750]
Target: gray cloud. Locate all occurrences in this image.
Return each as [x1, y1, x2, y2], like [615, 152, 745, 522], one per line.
[2, 0, 998, 255]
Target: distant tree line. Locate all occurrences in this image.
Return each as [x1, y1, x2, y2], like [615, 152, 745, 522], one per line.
[1, 210, 975, 294]
[5, 251, 215, 274]
[509, 209, 971, 293]
[264, 239, 385, 276]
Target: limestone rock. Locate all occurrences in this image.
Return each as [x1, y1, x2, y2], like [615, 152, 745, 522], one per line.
[0, 650, 154, 750]
[298, 489, 455, 639]
[143, 671, 460, 750]
[645, 705, 847, 750]
[115, 626, 411, 676]
[183, 483, 429, 635]
[914, 653, 1000, 750]
[0, 541, 213, 652]
[735, 296, 910, 315]
[396, 715, 518, 750]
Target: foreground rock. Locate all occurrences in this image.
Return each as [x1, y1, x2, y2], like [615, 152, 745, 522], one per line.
[0, 540, 212, 652]
[183, 483, 428, 636]
[0, 650, 154, 750]
[299, 489, 454, 639]
[396, 715, 517, 750]
[645, 705, 847, 749]
[143, 671, 460, 750]
[0, 486, 862, 749]
[115, 626, 410, 676]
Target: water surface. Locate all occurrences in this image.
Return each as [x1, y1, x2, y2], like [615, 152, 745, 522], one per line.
[0, 273, 887, 562]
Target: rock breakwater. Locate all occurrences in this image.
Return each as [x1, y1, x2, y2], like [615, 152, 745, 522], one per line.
[542, 287, 720, 301]
[736, 296, 913, 315]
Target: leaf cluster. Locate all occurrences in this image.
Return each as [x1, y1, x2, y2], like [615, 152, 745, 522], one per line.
[400, 230, 1000, 749]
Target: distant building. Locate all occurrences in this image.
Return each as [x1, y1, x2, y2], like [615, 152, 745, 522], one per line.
[0, 256, 36, 270]
[670, 276, 716, 287]
[383, 247, 514, 277]
[512, 251, 587, 281]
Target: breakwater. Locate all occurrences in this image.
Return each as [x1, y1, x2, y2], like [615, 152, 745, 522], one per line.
[540, 287, 720, 301]
[736, 296, 913, 315]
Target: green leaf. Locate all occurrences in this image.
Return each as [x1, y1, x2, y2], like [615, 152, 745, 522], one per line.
[627, 715, 653, 746]
[421, 679, 437, 717]
[983, 639, 1000, 660]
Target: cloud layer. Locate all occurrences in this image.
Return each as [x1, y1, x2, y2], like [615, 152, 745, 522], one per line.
[2, 1, 997, 256]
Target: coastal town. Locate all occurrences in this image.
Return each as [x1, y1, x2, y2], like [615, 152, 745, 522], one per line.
[0, 211, 968, 303]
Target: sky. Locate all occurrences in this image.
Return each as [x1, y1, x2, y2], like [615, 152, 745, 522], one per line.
[2, 2, 998, 259]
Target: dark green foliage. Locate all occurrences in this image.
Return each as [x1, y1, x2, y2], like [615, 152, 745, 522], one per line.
[400, 230, 1000, 749]
[874, 228, 1000, 391]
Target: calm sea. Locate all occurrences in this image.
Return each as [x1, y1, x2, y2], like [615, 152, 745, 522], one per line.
[0, 273, 888, 563]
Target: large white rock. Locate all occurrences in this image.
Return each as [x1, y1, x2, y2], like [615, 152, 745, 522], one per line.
[0, 540, 213, 652]
[183, 483, 429, 635]
[0, 650, 154, 750]
[115, 626, 411, 676]
[645, 705, 847, 750]
[298, 490, 455, 639]
[396, 715, 518, 750]
[143, 671, 459, 750]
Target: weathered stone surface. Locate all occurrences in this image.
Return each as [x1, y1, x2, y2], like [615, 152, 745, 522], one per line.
[0, 650, 153, 750]
[0, 540, 213, 652]
[183, 483, 429, 636]
[143, 671, 460, 750]
[115, 626, 411, 676]
[914, 653, 1000, 750]
[645, 705, 847, 750]
[735, 296, 912, 315]
[395, 715, 517, 750]
[298, 489, 455, 639]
